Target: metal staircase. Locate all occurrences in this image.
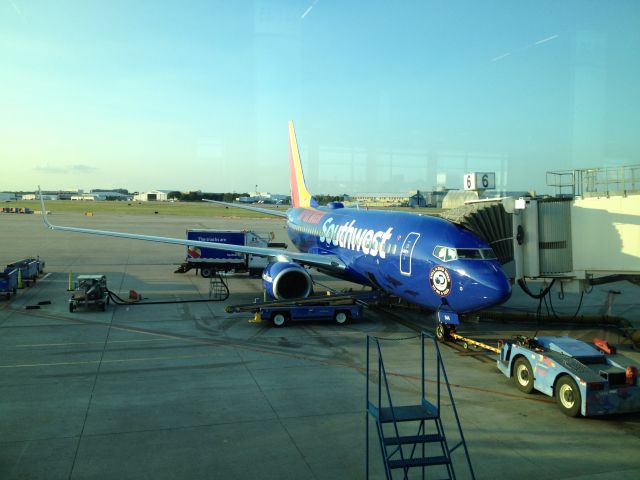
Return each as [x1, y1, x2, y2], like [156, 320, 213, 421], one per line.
[208, 272, 229, 301]
[366, 332, 475, 479]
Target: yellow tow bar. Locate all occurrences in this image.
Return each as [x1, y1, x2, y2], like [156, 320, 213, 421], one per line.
[450, 332, 500, 354]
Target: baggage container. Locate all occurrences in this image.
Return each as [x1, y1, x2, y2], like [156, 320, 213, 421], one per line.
[0, 267, 18, 299]
[6, 258, 44, 286]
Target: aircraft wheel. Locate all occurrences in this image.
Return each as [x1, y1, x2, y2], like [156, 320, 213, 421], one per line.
[200, 268, 213, 278]
[435, 323, 449, 342]
[556, 376, 581, 417]
[272, 312, 287, 327]
[335, 311, 348, 325]
[513, 357, 534, 393]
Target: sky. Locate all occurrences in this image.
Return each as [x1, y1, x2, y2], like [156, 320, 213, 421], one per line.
[1, 1, 639, 194]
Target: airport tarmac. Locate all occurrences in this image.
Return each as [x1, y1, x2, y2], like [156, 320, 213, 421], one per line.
[1, 212, 640, 479]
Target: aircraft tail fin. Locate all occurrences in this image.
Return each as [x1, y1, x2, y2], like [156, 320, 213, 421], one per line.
[288, 121, 318, 209]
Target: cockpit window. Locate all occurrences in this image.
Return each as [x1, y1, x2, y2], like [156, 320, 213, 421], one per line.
[433, 246, 497, 261]
[433, 246, 458, 262]
[481, 248, 497, 260]
[457, 248, 483, 259]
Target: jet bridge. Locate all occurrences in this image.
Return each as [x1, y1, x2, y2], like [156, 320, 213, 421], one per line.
[441, 164, 640, 292]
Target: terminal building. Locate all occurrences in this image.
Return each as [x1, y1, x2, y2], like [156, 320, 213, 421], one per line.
[345, 189, 450, 208]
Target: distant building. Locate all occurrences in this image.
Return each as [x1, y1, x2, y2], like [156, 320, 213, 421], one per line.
[133, 190, 172, 201]
[21, 193, 59, 200]
[71, 194, 101, 201]
[409, 190, 427, 208]
[442, 191, 480, 209]
[236, 192, 288, 204]
[0, 192, 16, 201]
[90, 191, 132, 201]
[348, 193, 410, 207]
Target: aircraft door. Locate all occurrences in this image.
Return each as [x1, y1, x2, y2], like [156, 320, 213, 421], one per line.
[400, 232, 420, 276]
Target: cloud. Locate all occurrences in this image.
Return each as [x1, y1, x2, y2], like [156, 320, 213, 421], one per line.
[71, 164, 98, 173]
[34, 164, 98, 174]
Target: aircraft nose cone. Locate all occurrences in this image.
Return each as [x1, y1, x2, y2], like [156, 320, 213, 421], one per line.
[457, 262, 511, 311]
[483, 267, 511, 306]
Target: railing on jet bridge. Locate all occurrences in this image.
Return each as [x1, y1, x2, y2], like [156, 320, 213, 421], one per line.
[547, 164, 640, 198]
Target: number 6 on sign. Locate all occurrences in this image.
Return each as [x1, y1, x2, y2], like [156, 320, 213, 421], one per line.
[463, 172, 495, 190]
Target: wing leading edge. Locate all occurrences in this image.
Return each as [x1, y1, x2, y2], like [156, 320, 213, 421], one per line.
[38, 191, 345, 272]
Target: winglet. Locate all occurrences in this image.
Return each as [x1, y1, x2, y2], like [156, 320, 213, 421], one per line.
[288, 121, 318, 208]
[37, 186, 53, 229]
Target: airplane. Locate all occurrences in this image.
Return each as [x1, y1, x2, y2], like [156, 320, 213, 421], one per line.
[39, 121, 511, 336]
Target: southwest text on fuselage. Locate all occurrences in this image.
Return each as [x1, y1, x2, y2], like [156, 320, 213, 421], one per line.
[319, 217, 393, 259]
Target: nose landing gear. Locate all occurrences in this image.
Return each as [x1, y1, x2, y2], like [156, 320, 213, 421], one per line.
[435, 309, 459, 342]
[435, 322, 453, 342]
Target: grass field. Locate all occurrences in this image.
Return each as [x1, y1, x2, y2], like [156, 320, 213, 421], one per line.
[3, 200, 279, 218]
[3, 200, 444, 218]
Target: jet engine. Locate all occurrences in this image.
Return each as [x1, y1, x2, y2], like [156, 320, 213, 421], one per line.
[262, 261, 313, 300]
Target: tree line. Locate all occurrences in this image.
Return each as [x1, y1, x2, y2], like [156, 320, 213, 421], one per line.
[167, 192, 345, 204]
[167, 192, 248, 202]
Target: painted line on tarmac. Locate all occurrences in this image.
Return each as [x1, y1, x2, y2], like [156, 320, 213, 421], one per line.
[0, 351, 226, 369]
[16, 338, 179, 348]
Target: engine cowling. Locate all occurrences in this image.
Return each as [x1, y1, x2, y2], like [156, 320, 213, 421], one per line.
[262, 261, 313, 300]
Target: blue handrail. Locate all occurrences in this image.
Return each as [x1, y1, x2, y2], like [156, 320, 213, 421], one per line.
[424, 332, 476, 479]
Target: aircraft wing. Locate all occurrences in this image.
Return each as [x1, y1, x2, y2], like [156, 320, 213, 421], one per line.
[38, 193, 345, 271]
[202, 199, 289, 218]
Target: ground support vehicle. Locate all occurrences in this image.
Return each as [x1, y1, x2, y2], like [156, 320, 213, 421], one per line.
[0, 267, 18, 299]
[226, 291, 377, 327]
[174, 229, 282, 278]
[69, 274, 109, 312]
[259, 303, 363, 326]
[7, 258, 45, 287]
[498, 336, 640, 417]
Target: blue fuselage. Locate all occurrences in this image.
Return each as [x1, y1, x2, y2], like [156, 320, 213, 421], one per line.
[286, 205, 511, 313]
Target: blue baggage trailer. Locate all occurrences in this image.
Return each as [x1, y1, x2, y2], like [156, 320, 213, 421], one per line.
[498, 336, 640, 417]
[7, 258, 45, 287]
[259, 302, 363, 327]
[34, 257, 46, 274]
[0, 267, 18, 299]
[226, 291, 377, 327]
